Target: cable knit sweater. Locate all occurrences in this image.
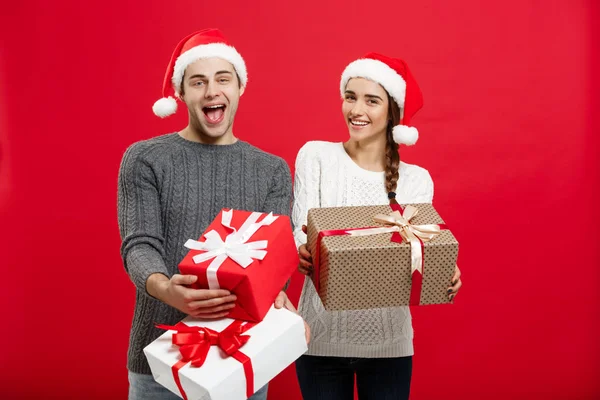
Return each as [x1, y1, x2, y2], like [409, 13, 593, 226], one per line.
[292, 141, 434, 358]
[117, 133, 292, 374]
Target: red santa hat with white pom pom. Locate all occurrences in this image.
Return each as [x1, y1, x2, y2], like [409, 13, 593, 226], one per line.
[152, 28, 248, 118]
[340, 53, 423, 145]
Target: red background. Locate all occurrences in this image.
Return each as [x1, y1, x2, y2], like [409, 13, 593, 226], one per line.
[1, 1, 598, 399]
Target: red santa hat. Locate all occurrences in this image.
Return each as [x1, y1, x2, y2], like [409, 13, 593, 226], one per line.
[340, 53, 423, 145]
[152, 28, 248, 118]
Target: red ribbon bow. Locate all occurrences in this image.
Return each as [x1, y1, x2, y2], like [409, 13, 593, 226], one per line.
[156, 320, 257, 400]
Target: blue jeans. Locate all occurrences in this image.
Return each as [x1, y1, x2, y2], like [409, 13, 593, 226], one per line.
[295, 355, 412, 400]
[128, 371, 269, 400]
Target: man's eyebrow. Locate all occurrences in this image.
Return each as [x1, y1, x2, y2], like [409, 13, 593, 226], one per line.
[187, 71, 233, 80]
[187, 74, 206, 80]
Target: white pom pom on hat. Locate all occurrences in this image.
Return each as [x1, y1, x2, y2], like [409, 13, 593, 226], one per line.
[393, 125, 419, 146]
[340, 52, 424, 146]
[152, 97, 178, 118]
[152, 28, 248, 118]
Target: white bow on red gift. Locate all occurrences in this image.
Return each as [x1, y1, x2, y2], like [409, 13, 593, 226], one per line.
[184, 210, 279, 289]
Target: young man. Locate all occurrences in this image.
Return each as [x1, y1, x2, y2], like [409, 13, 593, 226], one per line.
[118, 29, 299, 400]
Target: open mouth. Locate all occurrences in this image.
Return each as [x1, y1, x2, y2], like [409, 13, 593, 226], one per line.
[203, 104, 226, 124]
[350, 119, 370, 127]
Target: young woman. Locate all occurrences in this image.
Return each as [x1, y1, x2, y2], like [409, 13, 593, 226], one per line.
[292, 53, 462, 400]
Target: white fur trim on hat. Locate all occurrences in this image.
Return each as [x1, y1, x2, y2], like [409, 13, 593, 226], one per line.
[152, 96, 178, 118]
[172, 43, 247, 95]
[341, 59, 406, 108]
[393, 125, 419, 146]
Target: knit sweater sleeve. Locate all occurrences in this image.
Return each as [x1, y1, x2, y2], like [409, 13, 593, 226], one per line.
[117, 143, 169, 296]
[291, 142, 322, 248]
[409, 167, 435, 204]
[261, 157, 293, 217]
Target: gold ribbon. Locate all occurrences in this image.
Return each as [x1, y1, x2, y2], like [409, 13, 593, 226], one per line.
[346, 205, 442, 274]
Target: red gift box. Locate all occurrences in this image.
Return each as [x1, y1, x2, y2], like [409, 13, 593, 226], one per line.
[179, 209, 298, 322]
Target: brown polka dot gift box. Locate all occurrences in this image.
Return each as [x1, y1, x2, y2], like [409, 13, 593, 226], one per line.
[306, 203, 458, 310]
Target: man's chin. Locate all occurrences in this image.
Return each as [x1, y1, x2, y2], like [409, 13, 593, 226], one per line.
[195, 121, 229, 138]
[202, 128, 227, 138]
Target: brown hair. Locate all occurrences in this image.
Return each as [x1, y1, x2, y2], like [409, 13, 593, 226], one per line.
[385, 94, 401, 205]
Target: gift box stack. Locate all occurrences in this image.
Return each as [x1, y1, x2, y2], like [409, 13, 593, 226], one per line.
[307, 203, 459, 310]
[144, 209, 308, 400]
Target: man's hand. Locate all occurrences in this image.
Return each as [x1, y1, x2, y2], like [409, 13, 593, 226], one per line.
[147, 273, 237, 319]
[274, 291, 311, 344]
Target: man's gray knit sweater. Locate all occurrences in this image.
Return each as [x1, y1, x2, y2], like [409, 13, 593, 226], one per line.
[117, 133, 292, 374]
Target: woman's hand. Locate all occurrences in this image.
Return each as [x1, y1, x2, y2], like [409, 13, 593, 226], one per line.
[298, 225, 314, 276]
[447, 265, 462, 302]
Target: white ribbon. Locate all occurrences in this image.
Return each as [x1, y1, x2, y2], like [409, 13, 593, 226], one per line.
[184, 210, 279, 289]
[345, 206, 441, 275]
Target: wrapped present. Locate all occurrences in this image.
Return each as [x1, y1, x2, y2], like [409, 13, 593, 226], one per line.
[144, 306, 308, 400]
[179, 209, 298, 322]
[307, 203, 458, 310]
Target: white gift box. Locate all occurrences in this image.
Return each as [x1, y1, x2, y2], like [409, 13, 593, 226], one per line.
[144, 306, 308, 400]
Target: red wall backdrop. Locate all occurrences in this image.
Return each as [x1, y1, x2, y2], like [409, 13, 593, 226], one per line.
[1, 1, 598, 399]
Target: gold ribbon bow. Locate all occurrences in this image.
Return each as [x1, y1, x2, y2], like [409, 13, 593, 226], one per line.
[346, 205, 442, 274]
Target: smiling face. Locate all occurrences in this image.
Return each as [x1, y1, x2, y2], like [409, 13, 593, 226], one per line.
[342, 77, 390, 142]
[179, 57, 245, 141]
